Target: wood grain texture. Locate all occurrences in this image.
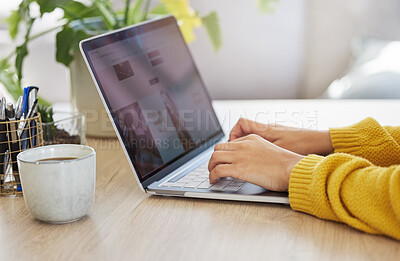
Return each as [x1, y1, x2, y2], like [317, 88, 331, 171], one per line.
[1, 100, 400, 261]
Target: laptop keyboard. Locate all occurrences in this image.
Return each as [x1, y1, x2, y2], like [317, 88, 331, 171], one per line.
[160, 162, 246, 191]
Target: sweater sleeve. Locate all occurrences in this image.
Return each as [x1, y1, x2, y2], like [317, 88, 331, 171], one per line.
[289, 154, 400, 240]
[329, 117, 400, 167]
[383, 125, 400, 145]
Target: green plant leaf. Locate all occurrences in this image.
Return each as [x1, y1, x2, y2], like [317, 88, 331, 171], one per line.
[257, 0, 279, 14]
[0, 59, 23, 101]
[94, 0, 117, 29]
[38, 104, 54, 122]
[56, 27, 75, 66]
[126, 0, 144, 25]
[7, 10, 22, 39]
[71, 30, 88, 51]
[56, 26, 88, 67]
[150, 3, 169, 15]
[62, 1, 95, 19]
[15, 43, 28, 80]
[0, 59, 9, 69]
[36, 0, 71, 14]
[9, 15, 34, 89]
[0, 59, 50, 105]
[202, 12, 222, 51]
[161, 0, 202, 43]
[63, 1, 86, 13]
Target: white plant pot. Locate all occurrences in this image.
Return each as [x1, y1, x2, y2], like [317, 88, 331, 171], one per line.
[69, 51, 116, 138]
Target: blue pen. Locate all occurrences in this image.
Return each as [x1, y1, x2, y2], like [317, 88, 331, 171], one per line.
[22, 87, 29, 117]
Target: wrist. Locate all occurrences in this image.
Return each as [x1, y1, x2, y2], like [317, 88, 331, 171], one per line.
[283, 153, 305, 191]
[315, 131, 334, 156]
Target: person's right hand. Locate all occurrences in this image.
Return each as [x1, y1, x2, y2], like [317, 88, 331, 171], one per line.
[229, 118, 334, 156]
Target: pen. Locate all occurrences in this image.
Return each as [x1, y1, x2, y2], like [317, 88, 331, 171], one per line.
[21, 86, 38, 117]
[18, 87, 30, 131]
[28, 88, 38, 147]
[19, 96, 38, 145]
[14, 97, 23, 191]
[2, 150, 12, 193]
[6, 103, 21, 184]
[15, 96, 23, 120]
[0, 98, 6, 191]
[19, 87, 36, 149]
[19, 87, 30, 149]
[22, 87, 29, 118]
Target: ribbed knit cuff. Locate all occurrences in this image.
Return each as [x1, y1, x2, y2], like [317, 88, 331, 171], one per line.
[329, 118, 380, 156]
[288, 154, 324, 215]
[329, 127, 362, 155]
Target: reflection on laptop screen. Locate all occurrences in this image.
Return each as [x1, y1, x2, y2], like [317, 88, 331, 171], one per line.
[81, 16, 222, 182]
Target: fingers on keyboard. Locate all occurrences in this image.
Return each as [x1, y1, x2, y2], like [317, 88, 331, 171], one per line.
[160, 162, 245, 191]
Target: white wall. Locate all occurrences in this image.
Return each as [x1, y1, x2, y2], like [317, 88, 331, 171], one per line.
[23, 11, 71, 103]
[189, 0, 306, 99]
[302, 0, 400, 98]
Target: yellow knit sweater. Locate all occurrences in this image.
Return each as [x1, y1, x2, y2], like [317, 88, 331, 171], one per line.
[288, 118, 400, 240]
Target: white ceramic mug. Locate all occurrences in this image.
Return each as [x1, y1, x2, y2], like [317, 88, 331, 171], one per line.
[17, 144, 96, 224]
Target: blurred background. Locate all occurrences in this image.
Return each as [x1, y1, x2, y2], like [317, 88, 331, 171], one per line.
[1, 0, 400, 104]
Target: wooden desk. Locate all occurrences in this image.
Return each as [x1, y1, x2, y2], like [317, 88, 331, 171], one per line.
[1, 100, 400, 260]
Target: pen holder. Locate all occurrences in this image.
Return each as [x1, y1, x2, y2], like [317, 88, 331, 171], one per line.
[0, 114, 43, 197]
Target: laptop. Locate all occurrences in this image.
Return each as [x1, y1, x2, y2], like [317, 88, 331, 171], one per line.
[80, 15, 289, 204]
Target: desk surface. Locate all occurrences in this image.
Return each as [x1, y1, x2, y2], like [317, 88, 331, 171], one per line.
[1, 100, 400, 261]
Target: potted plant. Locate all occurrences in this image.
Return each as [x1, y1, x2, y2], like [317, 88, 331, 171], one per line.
[39, 105, 85, 145]
[0, 0, 222, 136]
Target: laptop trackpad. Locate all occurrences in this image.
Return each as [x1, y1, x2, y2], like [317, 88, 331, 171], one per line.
[237, 182, 288, 197]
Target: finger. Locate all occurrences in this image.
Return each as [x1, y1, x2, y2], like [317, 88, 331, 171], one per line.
[229, 119, 272, 141]
[209, 164, 240, 183]
[229, 118, 254, 141]
[229, 133, 262, 143]
[208, 151, 235, 172]
[214, 141, 247, 152]
[214, 142, 235, 151]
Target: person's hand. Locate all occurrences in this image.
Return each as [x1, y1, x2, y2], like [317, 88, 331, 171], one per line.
[208, 134, 304, 192]
[229, 118, 334, 156]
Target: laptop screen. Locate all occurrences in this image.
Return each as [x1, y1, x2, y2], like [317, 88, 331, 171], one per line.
[81, 16, 222, 182]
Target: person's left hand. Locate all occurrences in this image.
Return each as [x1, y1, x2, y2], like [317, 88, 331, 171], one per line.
[208, 134, 304, 192]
